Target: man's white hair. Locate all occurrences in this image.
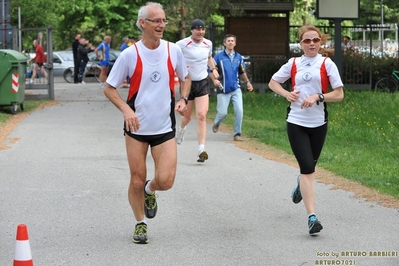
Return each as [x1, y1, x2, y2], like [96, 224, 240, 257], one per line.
[136, 2, 164, 32]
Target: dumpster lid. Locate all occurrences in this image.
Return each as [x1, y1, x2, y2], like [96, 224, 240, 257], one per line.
[0, 49, 28, 62]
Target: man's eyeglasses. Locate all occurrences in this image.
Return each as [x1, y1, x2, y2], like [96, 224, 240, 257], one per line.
[145, 18, 168, 24]
[300, 37, 321, 44]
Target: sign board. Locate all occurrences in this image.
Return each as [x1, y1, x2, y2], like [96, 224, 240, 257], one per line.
[316, 0, 359, 19]
[226, 17, 288, 56]
[0, 0, 11, 21]
[0, 22, 13, 49]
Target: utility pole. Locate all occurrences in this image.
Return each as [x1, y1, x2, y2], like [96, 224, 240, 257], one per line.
[2, 0, 5, 49]
[380, 0, 384, 53]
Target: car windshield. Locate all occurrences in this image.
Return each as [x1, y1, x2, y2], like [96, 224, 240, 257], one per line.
[58, 52, 74, 62]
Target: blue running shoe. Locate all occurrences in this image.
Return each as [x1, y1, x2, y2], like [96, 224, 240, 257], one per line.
[308, 215, 323, 235]
[291, 175, 302, 204]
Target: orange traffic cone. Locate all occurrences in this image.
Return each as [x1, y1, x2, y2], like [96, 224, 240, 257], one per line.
[13, 224, 33, 266]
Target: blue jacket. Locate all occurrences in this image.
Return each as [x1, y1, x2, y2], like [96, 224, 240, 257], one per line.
[213, 49, 246, 94]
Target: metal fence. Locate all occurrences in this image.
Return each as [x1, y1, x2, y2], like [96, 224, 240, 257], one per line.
[209, 23, 399, 92]
[0, 26, 55, 99]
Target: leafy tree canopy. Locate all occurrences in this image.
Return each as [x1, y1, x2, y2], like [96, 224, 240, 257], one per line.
[9, 0, 399, 51]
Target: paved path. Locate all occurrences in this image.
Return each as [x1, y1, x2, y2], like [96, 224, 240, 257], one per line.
[1, 82, 398, 265]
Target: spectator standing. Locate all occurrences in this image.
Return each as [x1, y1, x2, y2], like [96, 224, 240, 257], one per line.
[72, 34, 81, 84]
[210, 34, 253, 141]
[268, 24, 344, 235]
[120, 37, 129, 51]
[77, 38, 95, 84]
[128, 36, 136, 46]
[103, 2, 189, 244]
[341, 35, 354, 52]
[95, 36, 111, 89]
[29, 39, 48, 84]
[175, 19, 219, 163]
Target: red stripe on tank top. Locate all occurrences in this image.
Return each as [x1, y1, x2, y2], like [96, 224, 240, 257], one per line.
[128, 44, 143, 101]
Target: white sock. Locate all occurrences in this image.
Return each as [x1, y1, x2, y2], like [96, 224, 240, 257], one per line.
[179, 125, 186, 131]
[145, 180, 153, 195]
[198, 144, 205, 153]
[137, 219, 147, 224]
[308, 213, 316, 218]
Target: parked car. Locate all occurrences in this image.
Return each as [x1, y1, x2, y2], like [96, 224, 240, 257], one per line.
[26, 49, 120, 77]
[88, 49, 121, 74]
[51, 51, 75, 76]
[26, 50, 75, 77]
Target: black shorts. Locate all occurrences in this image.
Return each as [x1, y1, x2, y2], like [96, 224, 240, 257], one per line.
[188, 78, 209, 100]
[124, 130, 175, 147]
[36, 63, 44, 67]
[286, 122, 327, 174]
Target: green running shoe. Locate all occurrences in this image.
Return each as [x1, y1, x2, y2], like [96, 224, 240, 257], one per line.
[144, 180, 158, 219]
[132, 222, 149, 244]
[197, 150, 208, 163]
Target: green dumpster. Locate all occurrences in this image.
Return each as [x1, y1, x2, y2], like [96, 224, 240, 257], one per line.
[0, 49, 28, 114]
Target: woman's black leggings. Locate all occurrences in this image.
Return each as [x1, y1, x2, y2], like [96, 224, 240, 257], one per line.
[286, 122, 328, 174]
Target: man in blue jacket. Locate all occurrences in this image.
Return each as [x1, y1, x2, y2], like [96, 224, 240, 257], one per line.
[210, 34, 253, 141]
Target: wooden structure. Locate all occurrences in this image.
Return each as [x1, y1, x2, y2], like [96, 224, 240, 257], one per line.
[220, 1, 294, 59]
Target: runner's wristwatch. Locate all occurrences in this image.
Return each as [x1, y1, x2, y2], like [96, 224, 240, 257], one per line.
[180, 96, 188, 105]
[318, 93, 324, 102]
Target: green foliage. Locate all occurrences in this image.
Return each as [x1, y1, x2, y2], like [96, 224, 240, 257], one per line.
[207, 90, 399, 199]
[356, 0, 398, 25]
[9, 0, 399, 51]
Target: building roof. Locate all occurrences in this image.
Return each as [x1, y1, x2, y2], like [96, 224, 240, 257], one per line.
[220, 2, 294, 14]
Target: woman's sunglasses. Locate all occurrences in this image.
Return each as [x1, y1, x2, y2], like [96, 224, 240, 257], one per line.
[300, 37, 321, 44]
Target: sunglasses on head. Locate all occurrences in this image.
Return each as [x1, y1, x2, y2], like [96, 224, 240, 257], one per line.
[300, 37, 321, 44]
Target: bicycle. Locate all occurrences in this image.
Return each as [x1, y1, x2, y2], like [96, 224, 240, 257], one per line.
[63, 61, 101, 83]
[374, 69, 399, 92]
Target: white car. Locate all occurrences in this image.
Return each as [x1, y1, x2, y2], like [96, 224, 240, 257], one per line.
[26, 50, 75, 77]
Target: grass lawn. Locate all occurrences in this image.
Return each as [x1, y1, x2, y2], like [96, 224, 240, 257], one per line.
[207, 89, 399, 201]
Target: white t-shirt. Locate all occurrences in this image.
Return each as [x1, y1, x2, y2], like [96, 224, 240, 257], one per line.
[176, 36, 213, 81]
[107, 40, 188, 135]
[271, 54, 343, 128]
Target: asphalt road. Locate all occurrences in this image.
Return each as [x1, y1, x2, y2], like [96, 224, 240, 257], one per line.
[0, 81, 398, 265]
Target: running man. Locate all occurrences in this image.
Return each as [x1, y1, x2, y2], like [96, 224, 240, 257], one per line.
[103, 2, 189, 244]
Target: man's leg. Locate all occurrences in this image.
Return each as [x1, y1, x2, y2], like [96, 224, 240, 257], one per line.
[74, 59, 79, 83]
[195, 94, 209, 162]
[149, 138, 177, 191]
[180, 100, 193, 129]
[231, 89, 243, 137]
[213, 93, 230, 130]
[195, 94, 209, 145]
[176, 98, 193, 145]
[125, 135, 149, 222]
[78, 60, 85, 83]
[41, 66, 48, 79]
[100, 65, 108, 83]
[30, 64, 38, 83]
